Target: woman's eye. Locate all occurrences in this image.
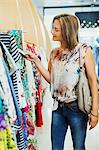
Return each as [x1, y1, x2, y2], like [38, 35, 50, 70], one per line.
[55, 29, 59, 32]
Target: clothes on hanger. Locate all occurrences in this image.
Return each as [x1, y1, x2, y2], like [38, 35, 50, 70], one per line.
[0, 29, 48, 150]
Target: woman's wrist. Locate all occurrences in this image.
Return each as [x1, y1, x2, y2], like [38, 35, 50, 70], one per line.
[90, 110, 98, 117]
[91, 104, 99, 112]
[32, 55, 39, 63]
[35, 56, 40, 64]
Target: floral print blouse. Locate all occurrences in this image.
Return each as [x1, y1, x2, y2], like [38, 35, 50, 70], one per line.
[49, 43, 88, 110]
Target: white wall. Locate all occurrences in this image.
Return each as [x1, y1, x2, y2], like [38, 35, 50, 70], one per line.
[32, 0, 44, 17]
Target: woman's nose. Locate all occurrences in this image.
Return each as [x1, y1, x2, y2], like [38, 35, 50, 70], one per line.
[51, 29, 54, 34]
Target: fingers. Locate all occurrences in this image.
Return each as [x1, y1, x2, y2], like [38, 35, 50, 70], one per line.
[26, 52, 34, 59]
[25, 51, 38, 63]
[25, 54, 30, 59]
[25, 52, 33, 57]
[26, 55, 34, 62]
[89, 115, 98, 130]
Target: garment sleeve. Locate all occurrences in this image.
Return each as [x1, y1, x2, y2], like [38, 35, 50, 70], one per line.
[9, 35, 21, 63]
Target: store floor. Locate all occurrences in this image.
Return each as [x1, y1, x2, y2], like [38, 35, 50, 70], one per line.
[37, 90, 99, 150]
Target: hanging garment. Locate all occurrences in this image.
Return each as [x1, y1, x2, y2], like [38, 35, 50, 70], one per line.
[0, 116, 18, 150]
[24, 59, 38, 149]
[0, 33, 21, 63]
[2, 59, 22, 125]
[26, 44, 41, 89]
[0, 42, 18, 75]
[0, 57, 17, 121]
[8, 30, 38, 149]
[22, 112, 28, 149]
[26, 44, 44, 128]
[0, 83, 17, 149]
[0, 33, 27, 149]
[8, 30, 30, 112]
[11, 123, 25, 150]
[0, 33, 27, 109]
[0, 97, 8, 131]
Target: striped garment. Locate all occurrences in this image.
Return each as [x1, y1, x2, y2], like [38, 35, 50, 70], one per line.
[0, 33, 26, 149]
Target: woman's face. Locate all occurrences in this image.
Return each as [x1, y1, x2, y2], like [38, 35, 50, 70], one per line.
[51, 19, 63, 42]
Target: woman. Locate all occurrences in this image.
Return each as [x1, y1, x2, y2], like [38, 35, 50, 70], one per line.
[26, 14, 99, 150]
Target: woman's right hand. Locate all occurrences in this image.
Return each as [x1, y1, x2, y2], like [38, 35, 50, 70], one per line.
[25, 51, 38, 62]
[89, 110, 98, 130]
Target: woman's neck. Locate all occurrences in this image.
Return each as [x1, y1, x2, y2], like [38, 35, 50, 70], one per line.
[60, 42, 68, 52]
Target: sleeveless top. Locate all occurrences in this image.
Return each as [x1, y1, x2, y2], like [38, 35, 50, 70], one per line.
[49, 43, 88, 110]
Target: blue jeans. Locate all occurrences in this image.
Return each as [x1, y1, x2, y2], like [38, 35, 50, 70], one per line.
[51, 101, 88, 150]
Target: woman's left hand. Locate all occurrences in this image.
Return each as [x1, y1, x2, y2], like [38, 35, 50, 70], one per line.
[89, 113, 98, 130]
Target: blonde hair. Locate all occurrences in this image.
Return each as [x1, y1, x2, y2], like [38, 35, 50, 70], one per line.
[52, 14, 80, 51]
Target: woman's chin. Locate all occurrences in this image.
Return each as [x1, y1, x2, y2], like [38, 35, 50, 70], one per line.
[53, 38, 58, 41]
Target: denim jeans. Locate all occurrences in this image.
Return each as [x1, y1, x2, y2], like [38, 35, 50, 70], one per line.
[51, 101, 88, 150]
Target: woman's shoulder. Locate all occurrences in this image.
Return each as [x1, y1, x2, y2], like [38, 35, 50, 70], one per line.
[81, 43, 90, 50]
[51, 47, 59, 54]
[50, 47, 60, 58]
[81, 43, 91, 58]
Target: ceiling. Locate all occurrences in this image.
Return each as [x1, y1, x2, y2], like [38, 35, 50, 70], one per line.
[32, 0, 99, 7]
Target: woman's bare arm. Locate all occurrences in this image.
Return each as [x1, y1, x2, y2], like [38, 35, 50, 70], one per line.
[84, 47, 99, 129]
